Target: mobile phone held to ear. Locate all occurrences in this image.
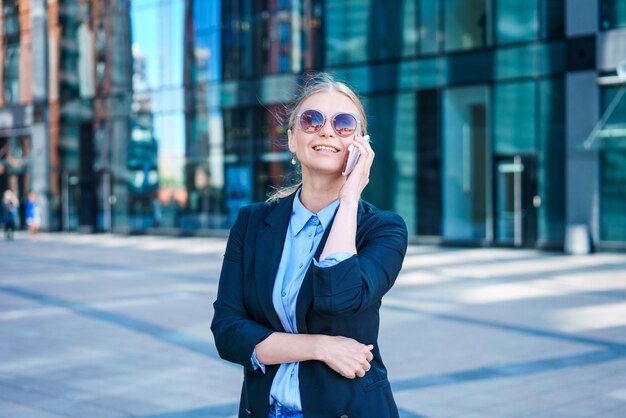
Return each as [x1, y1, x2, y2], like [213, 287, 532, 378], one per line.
[342, 135, 370, 176]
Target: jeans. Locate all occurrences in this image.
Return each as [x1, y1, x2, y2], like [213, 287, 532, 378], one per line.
[268, 403, 303, 418]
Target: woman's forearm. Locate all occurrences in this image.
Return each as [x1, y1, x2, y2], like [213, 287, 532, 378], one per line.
[255, 332, 327, 365]
[319, 198, 358, 260]
[255, 332, 374, 379]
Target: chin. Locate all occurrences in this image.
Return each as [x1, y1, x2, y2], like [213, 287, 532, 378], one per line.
[303, 163, 343, 177]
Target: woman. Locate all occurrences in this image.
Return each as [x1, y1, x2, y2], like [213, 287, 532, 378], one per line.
[25, 192, 41, 236]
[211, 73, 408, 418]
[2, 189, 19, 240]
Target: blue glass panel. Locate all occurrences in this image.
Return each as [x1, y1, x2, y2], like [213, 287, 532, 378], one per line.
[419, 0, 439, 54]
[494, 81, 536, 155]
[541, 0, 564, 39]
[442, 86, 490, 240]
[444, 0, 489, 52]
[361, 93, 416, 230]
[600, 86, 626, 242]
[537, 78, 565, 245]
[495, 0, 537, 44]
[601, 0, 626, 30]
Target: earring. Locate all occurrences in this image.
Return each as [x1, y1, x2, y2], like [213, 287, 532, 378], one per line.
[291, 154, 297, 165]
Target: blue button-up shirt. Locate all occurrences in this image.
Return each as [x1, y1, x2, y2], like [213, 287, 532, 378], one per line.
[251, 190, 351, 411]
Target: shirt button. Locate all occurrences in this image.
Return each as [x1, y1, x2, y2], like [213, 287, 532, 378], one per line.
[298, 263, 303, 268]
[282, 291, 287, 297]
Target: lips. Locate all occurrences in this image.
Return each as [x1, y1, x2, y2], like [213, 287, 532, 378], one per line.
[312, 145, 339, 153]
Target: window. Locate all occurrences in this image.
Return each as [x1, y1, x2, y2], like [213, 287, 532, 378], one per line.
[495, 0, 537, 44]
[443, 0, 490, 52]
[601, 0, 626, 30]
[419, 0, 439, 54]
[3, 1, 20, 103]
[536, 78, 565, 245]
[599, 86, 626, 242]
[442, 86, 490, 240]
[494, 82, 536, 155]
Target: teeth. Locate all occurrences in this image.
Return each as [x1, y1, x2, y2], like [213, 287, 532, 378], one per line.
[313, 145, 338, 153]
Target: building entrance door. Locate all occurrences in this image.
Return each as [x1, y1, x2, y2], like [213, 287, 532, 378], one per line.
[494, 155, 537, 247]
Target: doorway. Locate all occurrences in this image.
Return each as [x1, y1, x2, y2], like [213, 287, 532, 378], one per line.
[494, 155, 537, 247]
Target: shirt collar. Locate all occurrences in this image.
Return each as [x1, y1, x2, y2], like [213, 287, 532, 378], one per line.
[291, 189, 340, 236]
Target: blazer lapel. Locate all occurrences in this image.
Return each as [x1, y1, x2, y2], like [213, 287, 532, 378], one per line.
[295, 201, 365, 333]
[254, 193, 296, 332]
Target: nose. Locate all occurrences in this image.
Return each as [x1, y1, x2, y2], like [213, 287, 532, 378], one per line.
[318, 119, 335, 138]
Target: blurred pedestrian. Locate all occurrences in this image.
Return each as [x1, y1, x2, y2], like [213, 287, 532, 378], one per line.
[2, 189, 19, 240]
[25, 191, 41, 237]
[211, 73, 408, 418]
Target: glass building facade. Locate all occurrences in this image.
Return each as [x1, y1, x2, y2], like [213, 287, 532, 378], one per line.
[0, 0, 624, 251]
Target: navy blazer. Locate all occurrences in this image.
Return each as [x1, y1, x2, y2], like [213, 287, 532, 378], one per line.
[211, 192, 408, 418]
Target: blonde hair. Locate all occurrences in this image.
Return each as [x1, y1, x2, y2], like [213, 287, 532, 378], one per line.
[267, 72, 367, 202]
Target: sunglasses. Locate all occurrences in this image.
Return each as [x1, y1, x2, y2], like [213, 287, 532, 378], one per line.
[296, 109, 361, 137]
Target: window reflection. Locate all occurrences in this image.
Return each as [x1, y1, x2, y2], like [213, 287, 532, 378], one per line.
[600, 86, 626, 242]
[419, 0, 440, 55]
[537, 79, 565, 246]
[444, 0, 489, 52]
[443, 86, 490, 240]
[494, 82, 536, 155]
[2, 1, 20, 104]
[222, 0, 323, 79]
[601, 0, 626, 30]
[495, 0, 537, 44]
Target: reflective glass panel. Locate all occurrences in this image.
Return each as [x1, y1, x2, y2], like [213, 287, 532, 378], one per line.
[600, 86, 626, 242]
[537, 79, 565, 245]
[126, 0, 187, 231]
[419, 0, 439, 54]
[601, 0, 626, 30]
[2, 0, 20, 104]
[541, 0, 564, 39]
[495, 0, 537, 44]
[362, 93, 416, 232]
[442, 86, 490, 240]
[444, 0, 489, 52]
[193, 0, 221, 82]
[326, 0, 371, 65]
[326, 0, 418, 64]
[494, 81, 536, 155]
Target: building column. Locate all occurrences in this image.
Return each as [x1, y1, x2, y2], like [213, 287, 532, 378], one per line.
[30, 0, 50, 229]
[565, 0, 600, 247]
[565, 72, 599, 243]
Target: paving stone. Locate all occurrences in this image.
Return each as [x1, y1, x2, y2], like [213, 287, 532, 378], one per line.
[1, 233, 625, 417]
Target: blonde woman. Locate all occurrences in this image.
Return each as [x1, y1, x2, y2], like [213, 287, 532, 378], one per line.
[211, 73, 407, 418]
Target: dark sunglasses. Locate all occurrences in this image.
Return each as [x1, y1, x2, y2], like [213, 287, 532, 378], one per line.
[296, 109, 361, 137]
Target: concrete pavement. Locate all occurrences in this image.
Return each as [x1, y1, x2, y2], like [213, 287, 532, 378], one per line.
[1, 232, 625, 417]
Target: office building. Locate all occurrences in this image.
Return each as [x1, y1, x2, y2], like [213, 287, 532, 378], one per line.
[0, 0, 624, 251]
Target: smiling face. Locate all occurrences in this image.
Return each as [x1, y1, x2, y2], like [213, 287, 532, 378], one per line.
[288, 90, 362, 177]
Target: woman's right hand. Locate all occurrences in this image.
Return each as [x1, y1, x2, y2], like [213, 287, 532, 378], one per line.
[316, 335, 373, 379]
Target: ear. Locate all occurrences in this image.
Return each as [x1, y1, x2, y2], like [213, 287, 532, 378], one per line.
[287, 129, 296, 153]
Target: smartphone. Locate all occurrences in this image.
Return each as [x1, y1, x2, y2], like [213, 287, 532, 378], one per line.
[342, 135, 370, 176]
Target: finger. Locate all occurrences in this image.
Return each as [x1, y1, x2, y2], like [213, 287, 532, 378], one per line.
[366, 351, 374, 362]
[354, 135, 374, 158]
[356, 368, 366, 378]
[350, 140, 373, 174]
[363, 362, 371, 372]
[353, 136, 372, 158]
